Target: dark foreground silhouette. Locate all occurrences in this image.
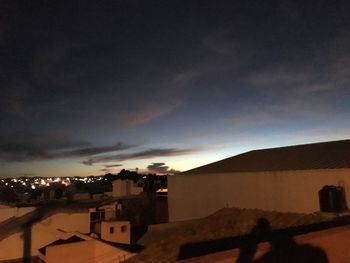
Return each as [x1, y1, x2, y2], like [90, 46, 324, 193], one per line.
[237, 218, 328, 263]
[178, 215, 350, 261]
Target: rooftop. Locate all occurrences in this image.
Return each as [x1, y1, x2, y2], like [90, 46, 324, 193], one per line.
[179, 224, 350, 263]
[38, 235, 84, 255]
[127, 207, 330, 263]
[0, 199, 117, 242]
[182, 139, 350, 175]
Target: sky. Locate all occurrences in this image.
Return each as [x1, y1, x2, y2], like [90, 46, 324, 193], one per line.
[1, 0, 350, 178]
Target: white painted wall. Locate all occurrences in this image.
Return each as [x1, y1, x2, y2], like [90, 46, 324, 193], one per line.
[0, 206, 36, 223]
[99, 203, 117, 220]
[45, 239, 134, 263]
[101, 221, 130, 244]
[111, 180, 143, 198]
[0, 211, 90, 260]
[168, 168, 350, 222]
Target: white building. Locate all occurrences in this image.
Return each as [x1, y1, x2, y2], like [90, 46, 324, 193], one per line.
[101, 220, 131, 244]
[99, 203, 118, 220]
[0, 208, 91, 261]
[168, 140, 350, 222]
[38, 231, 135, 263]
[111, 179, 143, 198]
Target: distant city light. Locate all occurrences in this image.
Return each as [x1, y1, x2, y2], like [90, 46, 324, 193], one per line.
[0, 175, 132, 191]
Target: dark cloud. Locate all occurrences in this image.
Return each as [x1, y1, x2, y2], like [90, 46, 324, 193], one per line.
[1, 1, 350, 177]
[99, 164, 123, 173]
[99, 163, 124, 174]
[2, 1, 350, 135]
[0, 133, 88, 162]
[56, 143, 134, 158]
[147, 162, 180, 175]
[104, 164, 123, 168]
[0, 132, 133, 162]
[83, 148, 201, 165]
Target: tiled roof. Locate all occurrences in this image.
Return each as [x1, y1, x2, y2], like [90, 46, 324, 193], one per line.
[182, 139, 350, 174]
[179, 223, 350, 263]
[127, 207, 329, 263]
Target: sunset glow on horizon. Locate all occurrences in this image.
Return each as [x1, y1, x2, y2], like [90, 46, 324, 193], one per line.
[1, 1, 350, 178]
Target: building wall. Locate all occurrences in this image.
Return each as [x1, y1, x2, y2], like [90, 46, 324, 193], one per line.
[168, 168, 350, 222]
[111, 180, 143, 198]
[112, 180, 126, 197]
[45, 239, 134, 263]
[99, 203, 118, 220]
[131, 183, 143, 195]
[92, 193, 105, 199]
[104, 191, 113, 197]
[100, 221, 131, 244]
[0, 212, 90, 260]
[72, 192, 90, 200]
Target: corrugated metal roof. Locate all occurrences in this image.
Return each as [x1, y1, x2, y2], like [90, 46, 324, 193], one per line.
[182, 139, 350, 174]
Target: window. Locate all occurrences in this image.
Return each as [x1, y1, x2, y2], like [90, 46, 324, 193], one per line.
[109, 226, 114, 234]
[121, 225, 127, 232]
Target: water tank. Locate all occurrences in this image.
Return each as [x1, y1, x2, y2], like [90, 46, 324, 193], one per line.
[319, 185, 346, 212]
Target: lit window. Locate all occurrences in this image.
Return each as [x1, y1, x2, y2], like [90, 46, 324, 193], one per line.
[121, 225, 127, 232]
